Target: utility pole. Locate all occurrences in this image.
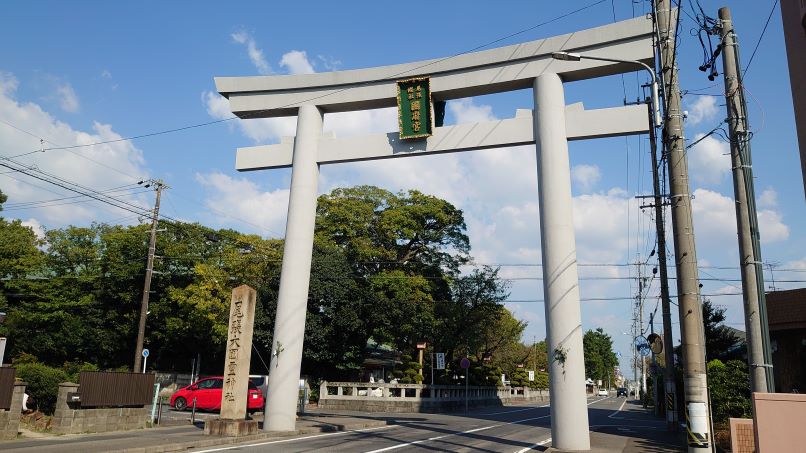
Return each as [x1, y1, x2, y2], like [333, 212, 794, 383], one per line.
[717, 6, 774, 395]
[638, 270, 647, 406]
[134, 180, 165, 373]
[654, 1, 712, 449]
[648, 102, 679, 430]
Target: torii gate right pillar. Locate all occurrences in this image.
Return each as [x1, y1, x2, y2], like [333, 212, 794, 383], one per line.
[534, 73, 591, 450]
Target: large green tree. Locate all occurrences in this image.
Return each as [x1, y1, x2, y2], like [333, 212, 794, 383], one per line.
[583, 328, 618, 386]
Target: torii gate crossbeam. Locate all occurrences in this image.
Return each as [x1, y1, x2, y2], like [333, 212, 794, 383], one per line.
[215, 15, 654, 451]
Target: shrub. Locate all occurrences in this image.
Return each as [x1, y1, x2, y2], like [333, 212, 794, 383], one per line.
[15, 363, 69, 414]
[707, 359, 752, 423]
[63, 361, 99, 382]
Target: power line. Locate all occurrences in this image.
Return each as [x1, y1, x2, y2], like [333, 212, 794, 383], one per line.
[13, 0, 607, 156]
[742, 0, 779, 78]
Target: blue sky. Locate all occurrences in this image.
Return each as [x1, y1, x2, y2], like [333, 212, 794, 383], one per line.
[1, 1, 803, 376]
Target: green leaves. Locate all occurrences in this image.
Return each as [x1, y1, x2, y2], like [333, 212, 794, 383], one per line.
[583, 327, 618, 384]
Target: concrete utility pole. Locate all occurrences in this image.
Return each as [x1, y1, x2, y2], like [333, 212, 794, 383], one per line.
[717, 7, 774, 394]
[648, 102, 679, 430]
[134, 180, 165, 373]
[654, 1, 712, 449]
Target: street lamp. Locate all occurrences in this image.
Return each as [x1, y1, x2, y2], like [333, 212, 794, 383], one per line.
[551, 51, 662, 128]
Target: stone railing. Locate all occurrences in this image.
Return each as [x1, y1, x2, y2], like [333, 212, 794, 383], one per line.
[318, 381, 548, 413]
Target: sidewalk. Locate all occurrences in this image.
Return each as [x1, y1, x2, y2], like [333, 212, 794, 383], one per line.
[547, 400, 684, 453]
[0, 412, 390, 453]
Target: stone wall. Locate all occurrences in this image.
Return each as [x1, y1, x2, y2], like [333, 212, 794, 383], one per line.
[51, 382, 147, 434]
[318, 381, 549, 413]
[0, 382, 26, 440]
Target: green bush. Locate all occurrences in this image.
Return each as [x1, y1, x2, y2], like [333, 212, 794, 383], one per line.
[63, 361, 99, 382]
[15, 363, 69, 414]
[707, 359, 752, 423]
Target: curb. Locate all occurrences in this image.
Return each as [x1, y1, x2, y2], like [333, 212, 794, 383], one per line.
[106, 420, 389, 453]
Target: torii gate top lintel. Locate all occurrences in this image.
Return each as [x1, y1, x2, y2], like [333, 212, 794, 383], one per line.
[214, 15, 654, 119]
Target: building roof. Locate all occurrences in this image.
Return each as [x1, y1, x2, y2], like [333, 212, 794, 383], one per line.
[766, 288, 806, 331]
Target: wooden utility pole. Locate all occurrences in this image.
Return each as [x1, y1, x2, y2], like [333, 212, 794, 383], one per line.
[647, 103, 678, 429]
[717, 7, 774, 394]
[134, 180, 165, 373]
[654, 1, 712, 449]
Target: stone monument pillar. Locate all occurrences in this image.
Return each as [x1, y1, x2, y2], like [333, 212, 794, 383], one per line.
[204, 284, 258, 436]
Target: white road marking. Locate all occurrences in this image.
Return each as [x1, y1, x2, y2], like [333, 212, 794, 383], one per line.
[482, 404, 550, 415]
[513, 437, 552, 452]
[190, 425, 397, 452]
[363, 415, 551, 453]
[607, 397, 627, 418]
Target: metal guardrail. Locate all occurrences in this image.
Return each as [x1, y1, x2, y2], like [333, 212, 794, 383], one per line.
[78, 371, 155, 407]
[0, 367, 15, 410]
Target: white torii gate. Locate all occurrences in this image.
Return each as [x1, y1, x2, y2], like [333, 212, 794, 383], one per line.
[215, 15, 654, 451]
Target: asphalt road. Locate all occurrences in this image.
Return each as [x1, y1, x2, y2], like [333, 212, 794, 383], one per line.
[184, 395, 669, 453]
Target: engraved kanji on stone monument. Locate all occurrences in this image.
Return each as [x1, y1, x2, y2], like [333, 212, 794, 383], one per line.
[219, 285, 256, 420]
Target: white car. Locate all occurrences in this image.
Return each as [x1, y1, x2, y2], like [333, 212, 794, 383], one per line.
[597, 388, 608, 396]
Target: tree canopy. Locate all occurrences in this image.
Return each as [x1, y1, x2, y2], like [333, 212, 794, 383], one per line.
[0, 185, 536, 383]
[583, 328, 618, 385]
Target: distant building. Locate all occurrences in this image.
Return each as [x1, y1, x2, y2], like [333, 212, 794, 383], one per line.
[766, 288, 806, 392]
[780, 0, 806, 199]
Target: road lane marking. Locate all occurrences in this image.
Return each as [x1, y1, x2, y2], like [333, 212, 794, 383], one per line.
[363, 415, 551, 453]
[607, 397, 627, 418]
[482, 404, 550, 415]
[513, 437, 552, 452]
[190, 425, 397, 452]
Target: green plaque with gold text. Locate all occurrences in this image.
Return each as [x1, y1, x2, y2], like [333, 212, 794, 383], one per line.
[397, 77, 432, 139]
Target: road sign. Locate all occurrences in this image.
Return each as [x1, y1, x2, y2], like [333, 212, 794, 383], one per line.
[435, 353, 446, 370]
[142, 348, 150, 358]
[528, 370, 535, 382]
[460, 357, 470, 369]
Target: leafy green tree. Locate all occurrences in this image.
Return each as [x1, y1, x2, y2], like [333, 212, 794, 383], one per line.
[583, 328, 618, 386]
[702, 299, 739, 361]
[707, 359, 752, 423]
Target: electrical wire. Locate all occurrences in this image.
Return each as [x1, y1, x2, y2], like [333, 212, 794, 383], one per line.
[12, 0, 608, 156]
[742, 0, 780, 78]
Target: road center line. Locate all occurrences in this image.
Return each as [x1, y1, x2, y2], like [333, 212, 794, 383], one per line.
[364, 415, 551, 453]
[190, 425, 397, 453]
[607, 397, 627, 418]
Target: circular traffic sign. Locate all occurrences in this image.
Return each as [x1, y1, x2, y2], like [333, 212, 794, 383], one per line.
[460, 357, 471, 369]
[142, 348, 150, 358]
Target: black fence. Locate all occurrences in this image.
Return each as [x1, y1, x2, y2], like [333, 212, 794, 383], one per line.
[78, 371, 155, 407]
[0, 368, 15, 410]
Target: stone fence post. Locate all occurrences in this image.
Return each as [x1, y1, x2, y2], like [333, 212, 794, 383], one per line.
[0, 382, 26, 440]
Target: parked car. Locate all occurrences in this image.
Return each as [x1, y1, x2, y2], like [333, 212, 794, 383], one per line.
[616, 387, 628, 397]
[170, 376, 264, 412]
[249, 374, 269, 398]
[597, 388, 609, 397]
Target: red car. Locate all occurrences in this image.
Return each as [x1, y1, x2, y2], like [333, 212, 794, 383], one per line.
[170, 376, 264, 412]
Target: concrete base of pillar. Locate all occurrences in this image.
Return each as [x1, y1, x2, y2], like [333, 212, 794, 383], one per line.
[204, 419, 259, 436]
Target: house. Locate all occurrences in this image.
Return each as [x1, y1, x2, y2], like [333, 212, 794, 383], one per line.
[766, 288, 806, 393]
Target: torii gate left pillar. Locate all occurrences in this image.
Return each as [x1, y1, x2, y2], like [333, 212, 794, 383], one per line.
[215, 14, 655, 450]
[263, 104, 322, 431]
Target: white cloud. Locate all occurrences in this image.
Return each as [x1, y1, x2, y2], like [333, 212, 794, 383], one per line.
[757, 187, 777, 209]
[691, 188, 789, 247]
[20, 218, 46, 239]
[686, 95, 719, 125]
[0, 72, 149, 227]
[317, 54, 342, 71]
[195, 172, 289, 236]
[571, 164, 601, 192]
[448, 98, 495, 123]
[101, 69, 112, 79]
[280, 50, 315, 75]
[202, 90, 296, 143]
[688, 133, 730, 185]
[231, 30, 271, 75]
[56, 82, 79, 113]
